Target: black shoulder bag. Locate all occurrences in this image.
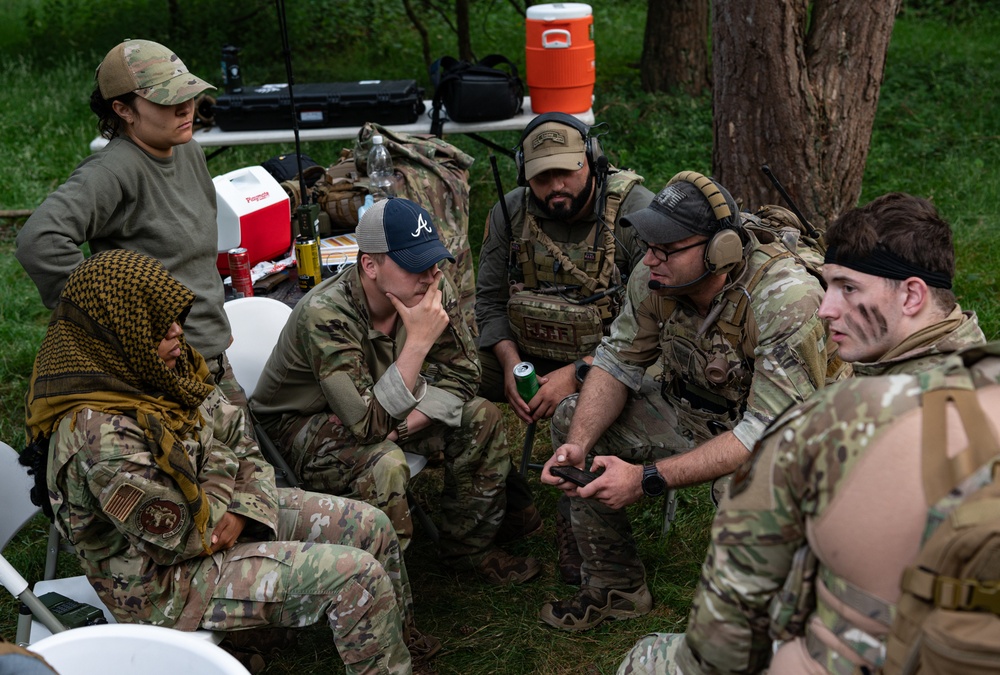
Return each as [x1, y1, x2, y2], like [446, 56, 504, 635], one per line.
[429, 54, 524, 137]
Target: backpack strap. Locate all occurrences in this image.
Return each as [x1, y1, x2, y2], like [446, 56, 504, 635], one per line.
[921, 387, 1000, 506]
[713, 244, 791, 354]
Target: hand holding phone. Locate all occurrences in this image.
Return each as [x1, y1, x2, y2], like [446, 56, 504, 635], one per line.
[549, 465, 598, 487]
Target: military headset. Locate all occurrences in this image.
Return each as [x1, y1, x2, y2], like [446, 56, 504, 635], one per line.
[514, 112, 605, 187]
[666, 170, 744, 276]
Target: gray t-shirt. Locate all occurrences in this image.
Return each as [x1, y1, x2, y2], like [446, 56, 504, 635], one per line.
[16, 137, 230, 358]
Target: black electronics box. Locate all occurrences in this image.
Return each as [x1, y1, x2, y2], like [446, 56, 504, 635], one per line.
[213, 81, 426, 132]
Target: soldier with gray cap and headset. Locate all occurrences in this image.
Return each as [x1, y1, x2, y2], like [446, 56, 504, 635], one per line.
[475, 111, 654, 584]
[538, 172, 844, 631]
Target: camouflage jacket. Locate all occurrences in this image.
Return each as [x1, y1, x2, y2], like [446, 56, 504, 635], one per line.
[594, 231, 832, 450]
[852, 305, 985, 377]
[475, 177, 653, 352]
[47, 388, 278, 630]
[252, 264, 480, 442]
[673, 346, 1000, 675]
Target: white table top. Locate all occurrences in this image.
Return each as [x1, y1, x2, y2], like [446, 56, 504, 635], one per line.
[89, 96, 594, 153]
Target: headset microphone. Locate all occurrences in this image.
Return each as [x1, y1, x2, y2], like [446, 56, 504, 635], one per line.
[647, 270, 712, 291]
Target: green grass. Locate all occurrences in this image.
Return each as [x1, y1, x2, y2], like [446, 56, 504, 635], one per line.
[2, 3, 1000, 673]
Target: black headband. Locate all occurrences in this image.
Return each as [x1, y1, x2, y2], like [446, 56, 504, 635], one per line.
[824, 244, 952, 289]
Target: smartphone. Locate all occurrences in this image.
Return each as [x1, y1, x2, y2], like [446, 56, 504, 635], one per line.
[549, 465, 598, 487]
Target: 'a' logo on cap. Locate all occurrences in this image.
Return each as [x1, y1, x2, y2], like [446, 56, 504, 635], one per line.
[412, 213, 433, 238]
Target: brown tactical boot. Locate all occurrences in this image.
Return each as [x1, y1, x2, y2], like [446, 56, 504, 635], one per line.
[405, 625, 442, 667]
[494, 504, 543, 544]
[555, 501, 583, 586]
[475, 548, 542, 585]
[539, 585, 653, 632]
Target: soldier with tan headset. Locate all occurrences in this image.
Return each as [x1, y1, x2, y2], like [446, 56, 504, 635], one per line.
[538, 172, 843, 631]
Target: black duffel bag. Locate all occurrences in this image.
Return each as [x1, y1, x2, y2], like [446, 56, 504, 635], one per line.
[429, 54, 524, 137]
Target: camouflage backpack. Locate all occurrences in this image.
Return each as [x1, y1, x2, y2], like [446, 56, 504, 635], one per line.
[878, 345, 1000, 675]
[354, 122, 477, 334]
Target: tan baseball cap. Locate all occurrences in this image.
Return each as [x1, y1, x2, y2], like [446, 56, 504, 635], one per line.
[521, 120, 588, 182]
[97, 39, 214, 105]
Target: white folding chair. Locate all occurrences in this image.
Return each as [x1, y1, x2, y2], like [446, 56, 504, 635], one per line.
[223, 296, 439, 542]
[0, 441, 222, 646]
[29, 623, 249, 675]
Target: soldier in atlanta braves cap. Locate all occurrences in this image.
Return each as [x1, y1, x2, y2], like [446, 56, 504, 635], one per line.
[253, 196, 542, 587]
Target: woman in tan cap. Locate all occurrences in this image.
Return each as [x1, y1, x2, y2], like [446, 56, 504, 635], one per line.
[15, 39, 243, 404]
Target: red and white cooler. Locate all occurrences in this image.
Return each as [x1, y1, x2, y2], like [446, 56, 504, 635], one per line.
[213, 166, 291, 274]
[526, 3, 595, 114]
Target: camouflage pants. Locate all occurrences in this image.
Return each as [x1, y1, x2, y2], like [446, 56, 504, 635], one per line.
[280, 397, 509, 565]
[200, 488, 411, 675]
[616, 633, 686, 675]
[550, 377, 697, 591]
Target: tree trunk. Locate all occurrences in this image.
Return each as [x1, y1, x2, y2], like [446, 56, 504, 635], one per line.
[456, 0, 473, 60]
[712, 0, 901, 229]
[641, 0, 710, 95]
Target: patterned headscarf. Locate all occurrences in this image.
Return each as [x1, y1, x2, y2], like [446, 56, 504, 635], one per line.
[25, 249, 215, 552]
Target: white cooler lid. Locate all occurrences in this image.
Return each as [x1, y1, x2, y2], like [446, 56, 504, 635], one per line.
[527, 3, 592, 20]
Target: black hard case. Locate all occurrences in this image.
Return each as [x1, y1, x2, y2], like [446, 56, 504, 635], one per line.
[212, 81, 426, 132]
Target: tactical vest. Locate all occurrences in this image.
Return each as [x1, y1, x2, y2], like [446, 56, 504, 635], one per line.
[507, 169, 642, 362]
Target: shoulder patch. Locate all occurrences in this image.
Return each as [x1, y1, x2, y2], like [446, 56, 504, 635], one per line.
[104, 483, 145, 522]
[135, 498, 186, 537]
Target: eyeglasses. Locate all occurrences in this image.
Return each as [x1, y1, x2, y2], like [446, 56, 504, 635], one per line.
[642, 239, 708, 263]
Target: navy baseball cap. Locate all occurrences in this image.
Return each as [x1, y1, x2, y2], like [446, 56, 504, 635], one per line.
[355, 197, 455, 273]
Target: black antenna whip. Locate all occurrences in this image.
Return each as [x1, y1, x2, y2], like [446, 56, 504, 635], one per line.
[276, 0, 322, 280]
[761, 165, 819, 238]
[276, 0, 308, 205]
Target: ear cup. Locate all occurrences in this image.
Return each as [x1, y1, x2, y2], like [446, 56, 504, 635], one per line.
[704, 229, 743, 274]
[515, 112, 594, 187]
[665, 170, 742, 274]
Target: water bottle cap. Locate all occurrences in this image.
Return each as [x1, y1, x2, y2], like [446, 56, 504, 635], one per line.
[373, 134, 384, 144]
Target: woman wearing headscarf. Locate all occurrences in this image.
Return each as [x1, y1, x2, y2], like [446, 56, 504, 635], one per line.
[20, 249, 437, 674]
[15, 38, 243, 405]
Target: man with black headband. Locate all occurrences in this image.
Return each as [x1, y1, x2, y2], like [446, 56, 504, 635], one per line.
[537, 172, 843, 631]
[475, 112, 653, 583]
[819, 191, 983, 372]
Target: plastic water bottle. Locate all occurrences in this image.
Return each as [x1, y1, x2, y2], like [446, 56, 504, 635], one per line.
[367, 135, 395, 201]
[356, 193, 375, 222]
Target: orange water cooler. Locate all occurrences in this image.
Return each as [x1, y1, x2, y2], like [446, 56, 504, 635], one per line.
[525, 3, 594, 114]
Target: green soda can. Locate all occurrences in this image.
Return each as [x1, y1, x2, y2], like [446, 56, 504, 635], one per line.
[513, 362, 540, 402]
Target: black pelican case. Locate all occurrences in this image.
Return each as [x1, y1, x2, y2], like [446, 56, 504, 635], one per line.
[212, 81, 426, 132]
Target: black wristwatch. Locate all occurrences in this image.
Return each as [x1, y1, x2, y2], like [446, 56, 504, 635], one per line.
[574, 359, 591, 385]
[641, 464, 667, 498]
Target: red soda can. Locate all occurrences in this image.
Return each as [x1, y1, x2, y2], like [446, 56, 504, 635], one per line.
[228, 247, 254, 298]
